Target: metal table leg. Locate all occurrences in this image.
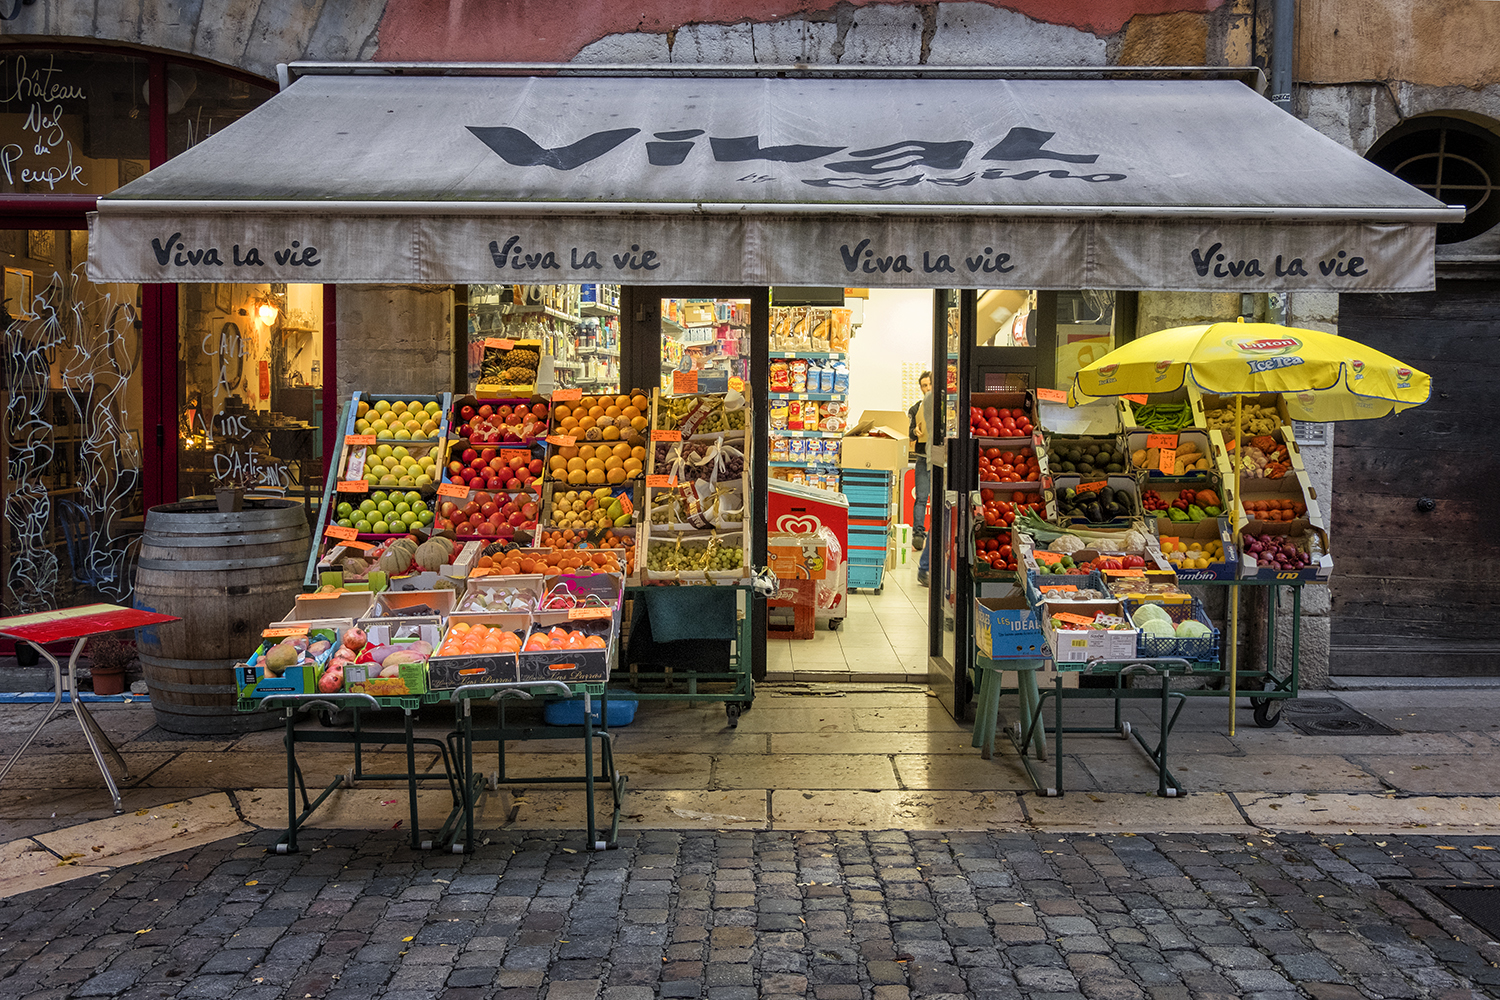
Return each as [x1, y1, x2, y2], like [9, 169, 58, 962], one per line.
[0, 636, 128, 814]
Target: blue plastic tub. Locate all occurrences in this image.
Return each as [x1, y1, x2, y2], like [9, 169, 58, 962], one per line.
[543, 695, 638, 727]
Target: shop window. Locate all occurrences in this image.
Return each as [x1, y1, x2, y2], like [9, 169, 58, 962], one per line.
[0, 51, 150, 196]
[1055, 290, 1116, 390]
[976, 289, 1032, 347]
[2, 230, 143, 613]
[177, 284, 325, 504]
[166, 65, 273, 158]
[1368, 116, 1500, 245]
[466, 283, 622, 395]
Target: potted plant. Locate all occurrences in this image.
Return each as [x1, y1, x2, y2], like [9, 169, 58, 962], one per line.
[213, 468, 256, 512]
[86, 635, 135, 696]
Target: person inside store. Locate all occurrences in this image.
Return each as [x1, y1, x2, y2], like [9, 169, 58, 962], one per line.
[914, 373, 934, 587]
[907, 372, 932, 556]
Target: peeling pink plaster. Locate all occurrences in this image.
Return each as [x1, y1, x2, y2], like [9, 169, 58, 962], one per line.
[376, 0, 1225, 63]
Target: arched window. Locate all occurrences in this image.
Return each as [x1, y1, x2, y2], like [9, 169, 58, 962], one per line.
[1367, 115, 1500, 245]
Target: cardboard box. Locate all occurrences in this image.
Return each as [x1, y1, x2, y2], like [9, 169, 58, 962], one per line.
[974, 588, 1046, 659]
[238, 625, 344, 699]
[456, 574, 546, 613]
[1118, 384, 1206, 432]
[1040, 600, 1140, 667]
[370, 588, 455, 622]
[1237, 521, 1333, 584]
[427, 612, 531, 689]
[1038, 394, 1120, 436]
[280, 591, 374, 624]
[1158, 517, 1238, 583]
[841, 410, 909, 475]
[1125, 429, 1213, 479]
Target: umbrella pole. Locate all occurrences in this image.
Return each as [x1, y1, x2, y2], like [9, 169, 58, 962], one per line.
[1229, 395, 1242, 736]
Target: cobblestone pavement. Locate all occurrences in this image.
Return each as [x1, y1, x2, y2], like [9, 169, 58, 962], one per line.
[2, 827, 1499, 1000]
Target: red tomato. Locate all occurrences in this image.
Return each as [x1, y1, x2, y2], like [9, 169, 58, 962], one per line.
[984, 406, 998, 419]
[984, 511, 998, 526]
[1003, 510, 1016, 525]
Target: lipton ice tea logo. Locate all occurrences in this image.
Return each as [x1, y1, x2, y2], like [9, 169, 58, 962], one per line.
[1153, 359, 1173, 381]
[1395, 366, 1413, 389]
[1350, 358, 1365, 381]
[1096, 363, 1119, 385]
[1228, 335, 1304, 374]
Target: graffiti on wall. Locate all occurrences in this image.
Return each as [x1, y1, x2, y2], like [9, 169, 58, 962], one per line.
[3, 265, 141, 614]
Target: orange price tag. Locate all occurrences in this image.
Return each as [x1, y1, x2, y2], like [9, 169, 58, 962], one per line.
[1157, 448, 1177, 475]
[500, 449, 531, 463]
[343, 539, 375, 551]
[262, 625, 308, 639]
[567, 606, 613, 621]
[437, 482, 470, 499]
[345, 434, 376, 446]
[1146, 433, 1179, 449]
[546, 435, 576, 447]
[1031, 550, 1064, 566]
[673, 370, 699, 395]
[484, 337, 514, 350]
[336, 480, 369, 493]
[1075, 480, 1107, 494]
[1105, 568, 1147, 577]
[651, 429, 682, 442]
[302, 591, 343, 600]
[325, 524, 359, 541]
[646, 474, 678, 488]
[552, 387, 582, 402]
[618, 493, 633, 516]
[1038, 585, 1078, 592]
[728, 377, 745, 392]
[1052, 612, 1097, 627]
[1124, 394, 1150, 404]
[1036, 387, 1068, 403]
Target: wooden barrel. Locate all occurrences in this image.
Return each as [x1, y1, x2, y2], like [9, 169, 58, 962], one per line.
[133, 499, 310, 734]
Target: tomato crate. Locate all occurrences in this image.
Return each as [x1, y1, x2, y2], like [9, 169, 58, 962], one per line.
[1124, 597, 1220, 662]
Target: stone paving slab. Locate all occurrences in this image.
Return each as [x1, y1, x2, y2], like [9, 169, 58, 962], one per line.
[771, 789, 1028, 830]
[1, 827, 1497, 999]
[1351, 754, 1500, 795]
[1240, 792, 1500, 832]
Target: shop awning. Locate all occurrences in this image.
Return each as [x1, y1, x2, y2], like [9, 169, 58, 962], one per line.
[87, 74, 1460, 291]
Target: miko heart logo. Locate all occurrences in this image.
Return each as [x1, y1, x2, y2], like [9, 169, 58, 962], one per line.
[777, 514, 820, 534]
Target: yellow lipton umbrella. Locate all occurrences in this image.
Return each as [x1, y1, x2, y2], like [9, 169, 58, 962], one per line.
[1068, 320, 1430, 732]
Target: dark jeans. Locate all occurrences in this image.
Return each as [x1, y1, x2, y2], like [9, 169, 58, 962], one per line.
[912, 455, 930, 540]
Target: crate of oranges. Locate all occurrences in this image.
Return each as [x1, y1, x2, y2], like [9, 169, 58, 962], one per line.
[546, 441, 647, 487]
[518, 618, 615, 683]
[470, 547, 625, 577]
[551, 391, 651, 447]
[428, 616, 531, 687]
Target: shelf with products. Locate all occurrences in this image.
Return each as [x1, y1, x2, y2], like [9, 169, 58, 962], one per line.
[768, 391, 847, 402]
[772, 351, 846, 360]
[769, 459, 840, 468]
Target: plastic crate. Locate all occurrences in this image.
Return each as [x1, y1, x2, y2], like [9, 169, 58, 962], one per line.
[1124, 597, 1221, 662]
[544, 694, 637, 726]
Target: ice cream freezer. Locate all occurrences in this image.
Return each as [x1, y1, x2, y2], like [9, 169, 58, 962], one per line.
[767, 479, 848, 629]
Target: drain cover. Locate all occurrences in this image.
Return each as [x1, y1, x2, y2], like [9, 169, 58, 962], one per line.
[1282, 698, 1400, 736]
[1430, 884, 1500, 939]
[1281, 699, 1345, 716]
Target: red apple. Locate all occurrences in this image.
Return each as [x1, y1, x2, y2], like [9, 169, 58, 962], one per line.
[461, 448, 478, 464]
[480, 501, 499, 518]
[448, 461, 465, 477]
[508, 455, 527, 470]
[461, 501, 481, 518]
[460, 405, 475, 420]
[532, 403, 548, 419]
[476, 523, 496, 536]
[521, 501, 538, 519]
[507, 511, 527, 528]
[479, 447, 496, 461]
[528, 459, 543, 476]
[469, 457, 487, 473]
[497, 404, 512, 417]
[478, 404, 493, 419]
[474, 491, 494, 506]
[504, 477, 521, 491]
[485, 475, 503, 490]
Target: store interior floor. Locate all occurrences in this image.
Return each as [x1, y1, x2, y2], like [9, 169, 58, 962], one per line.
[764, 537, 930, 685]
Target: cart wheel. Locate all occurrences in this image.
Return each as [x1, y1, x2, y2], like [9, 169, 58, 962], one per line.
[344, 768, 357, 788]
[1120, 720, 1132, 738]
[1253, 698, 1283, 728]
[874, 586, 884, 595]
[725, 703, 742, 729]
[828, 618, 843, 632]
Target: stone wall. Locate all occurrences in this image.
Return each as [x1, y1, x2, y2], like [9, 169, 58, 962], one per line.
[332, 285, 454, 413]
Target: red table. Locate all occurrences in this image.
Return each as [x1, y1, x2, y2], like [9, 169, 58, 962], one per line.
[0, 604, 180, 814]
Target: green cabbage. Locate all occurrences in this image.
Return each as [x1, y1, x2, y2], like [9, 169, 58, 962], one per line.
[1175, 620, 1211, 639]
[1132, 604, 1173, 627]
[1140, 619, 1176, 638]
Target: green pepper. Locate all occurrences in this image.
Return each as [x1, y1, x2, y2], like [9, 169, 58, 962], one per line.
[1187, 504, 1208, 521]
[1167, 508, 1189, 522]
